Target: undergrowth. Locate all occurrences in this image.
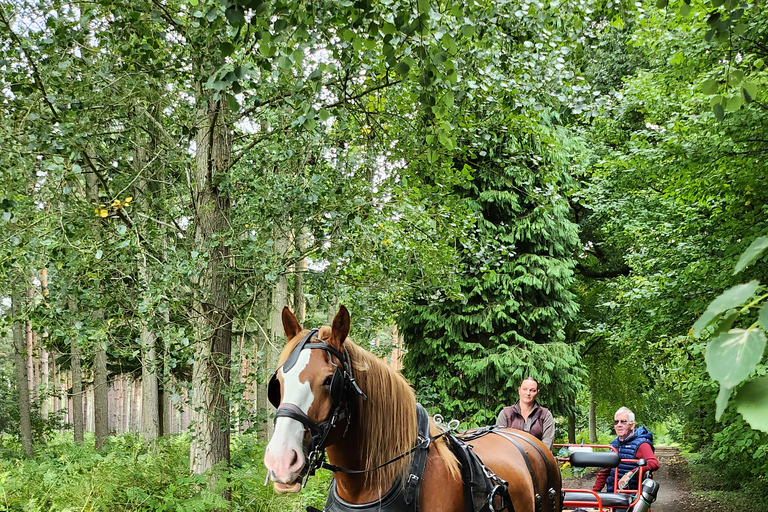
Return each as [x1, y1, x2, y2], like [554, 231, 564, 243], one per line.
[0, 432, 330, 512]
[685, 451, 768, 512]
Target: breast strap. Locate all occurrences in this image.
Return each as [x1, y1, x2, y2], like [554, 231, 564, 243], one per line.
[403, 403, 431, 507]
[320, 403, 432, 512]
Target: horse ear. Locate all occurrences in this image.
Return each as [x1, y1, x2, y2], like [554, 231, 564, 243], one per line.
[329, 305, 350, 350]
[282, 306, 302, 341]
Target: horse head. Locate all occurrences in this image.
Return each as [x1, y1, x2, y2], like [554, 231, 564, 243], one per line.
[263, 305, 354, 494]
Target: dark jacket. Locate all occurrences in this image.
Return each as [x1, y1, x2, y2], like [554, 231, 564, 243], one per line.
[606, 426, 655, 491]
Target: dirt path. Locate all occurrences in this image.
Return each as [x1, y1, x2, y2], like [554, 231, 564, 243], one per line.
[561, 446, 729, 512]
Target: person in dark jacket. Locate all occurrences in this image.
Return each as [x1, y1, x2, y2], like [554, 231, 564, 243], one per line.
[593, 406, 660, 495]
[495, 377, 554, 449]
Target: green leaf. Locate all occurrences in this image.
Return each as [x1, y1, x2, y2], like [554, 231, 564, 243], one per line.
[220, 42, 235, 57]
[225, 6, 245, 26]
[693, 281, 760, 337]
[711, 309, 740, 337]
[734, 236, 768, 274]
[754, 304, 768, 336]
[715, 385, 733, 420]
[700, 78, 719, 94]
[226, 94, 239, 112]
[394, 61, 410, 76]
[725, 94, 743, 112]
[656, 0, 668, 7]
[734, 376, 768, 432]
[318, 109, 331, 121]
[713, 102, 725, 121]
[705, 328, 767, 388]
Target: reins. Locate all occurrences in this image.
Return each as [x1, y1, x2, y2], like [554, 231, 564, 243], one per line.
[320, 429, 453, 475]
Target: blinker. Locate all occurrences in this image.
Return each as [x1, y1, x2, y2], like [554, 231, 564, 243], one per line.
[268, 329, 355, 409]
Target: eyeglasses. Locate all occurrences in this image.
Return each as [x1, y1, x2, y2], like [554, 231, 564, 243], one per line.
[613, 419, 630, 425]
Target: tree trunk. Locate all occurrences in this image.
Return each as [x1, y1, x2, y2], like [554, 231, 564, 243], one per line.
[12, 292, 34, 457]
[265, 225, 290, 441]
[85, 162, 109, 450]
[588, 388, 597, 443]
[69, 299, 84, 444]
[135, 135, 160, 443]
[40, 268, 50, 420]
[293, 227, 307, 323]
[188, 93, 232, 495]
[162, 312, 173, 437]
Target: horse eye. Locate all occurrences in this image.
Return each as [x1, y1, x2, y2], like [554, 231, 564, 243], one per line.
[322, 376, 332, 387]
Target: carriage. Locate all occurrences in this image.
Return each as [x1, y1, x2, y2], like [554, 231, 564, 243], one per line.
[554, 443, 659, 512]
[263, 306, 658, 512]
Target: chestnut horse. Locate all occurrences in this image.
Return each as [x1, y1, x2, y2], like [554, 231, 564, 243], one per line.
[264, 306, 562, 512]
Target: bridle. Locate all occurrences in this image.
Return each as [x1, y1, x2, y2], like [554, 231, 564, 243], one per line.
[268, 329, 367, 482]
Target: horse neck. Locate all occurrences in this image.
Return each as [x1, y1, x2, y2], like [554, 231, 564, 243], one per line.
[327, 344, 418, 501]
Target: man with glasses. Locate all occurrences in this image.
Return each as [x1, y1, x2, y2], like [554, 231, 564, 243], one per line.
[592, 407, 660, 496]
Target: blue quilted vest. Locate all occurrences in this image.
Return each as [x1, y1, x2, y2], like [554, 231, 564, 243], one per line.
[606, 426, 654, 492]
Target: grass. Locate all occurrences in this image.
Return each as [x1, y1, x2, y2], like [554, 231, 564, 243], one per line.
[0, 432, 331, 512]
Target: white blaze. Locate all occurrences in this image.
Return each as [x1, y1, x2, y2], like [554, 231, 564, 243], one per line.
[264, 349, 316, 483]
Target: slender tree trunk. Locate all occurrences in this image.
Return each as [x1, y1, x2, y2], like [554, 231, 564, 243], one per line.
[588, 388, 597, 443]
[135, 136, 160, 443]
[162, 311, 173, 437]
[40, 269, 50, 420]
[189, 93, 232, 495]
[85, 164, 109, 450]
[293, 228, 306, 323]
[26, 288, 35, 401]
[70, 296, 84, 444]
[93, 332, 108, 448]
[12, 292, 34, 457]
[265, 225, 290, 441]
[567, 415, 576, 444]
[255, 331, 270, 443]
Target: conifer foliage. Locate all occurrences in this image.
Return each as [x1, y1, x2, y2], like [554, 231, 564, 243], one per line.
[399, 118, 584, 425]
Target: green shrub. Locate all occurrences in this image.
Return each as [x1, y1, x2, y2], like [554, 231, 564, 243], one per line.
[0, 432, 331, 511]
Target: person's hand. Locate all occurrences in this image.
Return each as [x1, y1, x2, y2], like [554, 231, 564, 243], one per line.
[618, 472, 632, 489]
[617, 468, 638, 489]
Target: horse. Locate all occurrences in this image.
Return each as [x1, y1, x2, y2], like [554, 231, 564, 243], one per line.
[264, 306, 562, 512]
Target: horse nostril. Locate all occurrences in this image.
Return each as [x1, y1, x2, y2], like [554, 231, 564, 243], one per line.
[290, 449, 299, 468]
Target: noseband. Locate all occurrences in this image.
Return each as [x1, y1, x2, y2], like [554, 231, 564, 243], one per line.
[268, 329, 367, 481]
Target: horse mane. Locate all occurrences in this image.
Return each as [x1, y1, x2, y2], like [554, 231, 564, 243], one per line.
[343, 337, 460, 490]
[278, 326, 460, 491]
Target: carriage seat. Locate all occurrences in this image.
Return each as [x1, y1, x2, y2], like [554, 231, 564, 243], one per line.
[561, 491, 633, 508]
[562, 451, 638, 509]
[569, 451, 621, 468]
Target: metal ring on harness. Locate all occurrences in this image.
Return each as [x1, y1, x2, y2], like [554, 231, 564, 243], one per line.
[489, 483, 510, 512]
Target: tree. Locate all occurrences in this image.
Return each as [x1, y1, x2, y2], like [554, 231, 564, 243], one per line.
[400, 114, 585, 425]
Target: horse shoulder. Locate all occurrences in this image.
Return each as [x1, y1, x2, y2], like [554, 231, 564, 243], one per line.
[419, 447, 464, 512]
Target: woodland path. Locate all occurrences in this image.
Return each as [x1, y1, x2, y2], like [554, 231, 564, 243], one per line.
[561, 446, 731, 512]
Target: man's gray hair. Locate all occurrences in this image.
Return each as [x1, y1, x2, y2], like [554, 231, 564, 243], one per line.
[616, 406, 635, 423]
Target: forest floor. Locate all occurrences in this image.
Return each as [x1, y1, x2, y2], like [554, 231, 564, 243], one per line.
[561, 446, 732, 512]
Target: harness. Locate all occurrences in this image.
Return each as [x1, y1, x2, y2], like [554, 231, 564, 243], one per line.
[315, 406, 512, 512]
[269, 336, 552, 512]
[459, 427, 558, 512]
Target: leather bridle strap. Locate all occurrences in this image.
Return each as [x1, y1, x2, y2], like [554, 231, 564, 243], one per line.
[274, 403, 322, 434]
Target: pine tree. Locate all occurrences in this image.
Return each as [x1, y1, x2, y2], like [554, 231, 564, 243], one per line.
[399, 117, 584, 425]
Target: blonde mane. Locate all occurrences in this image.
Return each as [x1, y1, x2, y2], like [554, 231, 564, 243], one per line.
[277, 326, 459, 492]
[344, 340, 460, 490]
